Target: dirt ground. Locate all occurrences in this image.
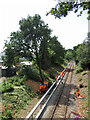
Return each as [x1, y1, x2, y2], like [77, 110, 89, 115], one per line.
[25, 80, 41, 93]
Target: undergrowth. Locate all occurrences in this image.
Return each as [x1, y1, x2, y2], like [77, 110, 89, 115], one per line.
[1, 62, 68, 119]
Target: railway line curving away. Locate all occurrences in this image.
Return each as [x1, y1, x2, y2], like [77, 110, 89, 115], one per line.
[40, 62, 75, 119]
[25, 61, 78, 120]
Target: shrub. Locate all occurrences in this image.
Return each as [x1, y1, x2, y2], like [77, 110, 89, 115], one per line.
[82, 71, 87, 76]
[2, 105, 13, 120]
[6, 76, 25, 86]
[78, 77, 82, 81]
[5, 109, 13, 119]
[18, 65, 41, 82]
[2, 80, 14, 93]
[75, 66, 83, 74]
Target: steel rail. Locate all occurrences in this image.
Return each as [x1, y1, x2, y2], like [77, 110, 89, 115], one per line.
[25, 62, 71, 120]
[35, 62, 71, 119]
[51, 62, 73, 120]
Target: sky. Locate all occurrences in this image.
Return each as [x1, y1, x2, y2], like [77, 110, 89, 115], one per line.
[0, 0, 88, 53]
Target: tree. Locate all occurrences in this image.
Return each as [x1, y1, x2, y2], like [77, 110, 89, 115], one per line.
[2, 42, 15, 68]
[39, 37, 50, 70]
[73, 44, 81, 64]
[47, 1, 90, 20]
[72, 33, 90, 70]
[19, 14, 52, 82]
[48, 36, 65, 65]
[3, 14, 53, 83]
[75, 42, 90, 69]
[65, 49, 73, 61]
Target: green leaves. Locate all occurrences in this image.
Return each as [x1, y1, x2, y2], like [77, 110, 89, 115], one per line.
[73, 36, 90, 69]
[65, 49, 73, 61]
[48, 36, 65, 65]
[48, 2, 90, 20]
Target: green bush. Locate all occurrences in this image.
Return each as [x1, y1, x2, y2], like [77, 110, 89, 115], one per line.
[18, 65, 41, 81]
[2, 85, 35, 113]
[2, 106, 13, 120]
[82, 71, 87, 76]
[75, 66, 83, 74]
[6, 76, 25, 86]
[5, 109, 13, 119]
[1, 80, 14, 93]
[78, 77, 82, 81]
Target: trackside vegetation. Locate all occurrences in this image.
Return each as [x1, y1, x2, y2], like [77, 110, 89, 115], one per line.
[1, 1, 90, 118]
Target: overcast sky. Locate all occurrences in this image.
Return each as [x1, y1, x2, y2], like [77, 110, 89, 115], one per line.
[0, 0, 88, 53]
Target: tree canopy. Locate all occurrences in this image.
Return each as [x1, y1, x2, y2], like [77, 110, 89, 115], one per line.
[72, 33, 90, 69]
[2, 14, 65, 82]
[47, 1, 90, 20]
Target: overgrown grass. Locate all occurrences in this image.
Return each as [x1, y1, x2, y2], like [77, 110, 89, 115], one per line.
[2, 85, 36, 119]
[0, 76, 25, 93]
[1, 75, 36, 119]
[1, 61, 68, 119]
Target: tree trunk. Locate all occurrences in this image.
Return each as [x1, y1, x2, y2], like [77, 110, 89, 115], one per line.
[38, 66, 44, 84]
[35, 44, 44, 84]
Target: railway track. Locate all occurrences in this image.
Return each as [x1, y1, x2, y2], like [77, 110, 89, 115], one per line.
[40, 62, 74, 119]
[25, 61, 75, 120]
[52, 62, 74, 119]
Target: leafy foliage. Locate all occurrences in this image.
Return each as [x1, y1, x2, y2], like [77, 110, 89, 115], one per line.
[2, 14, 65, 83]
[18, 65, 41, 82]
[48, 36, 65, 65]
[2, 76, 35, 119]
[2, 85, 35, 114]
[65, 49, 73, 61]
[73, 37, 90, 70]
[75, 66, 83, 74]
[82, 71, 87, 76]
[47, 1, 90, 20]
[78, 77, 82, 81]
[2, 108, 13, 120]
[0, 80, 14, 93]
